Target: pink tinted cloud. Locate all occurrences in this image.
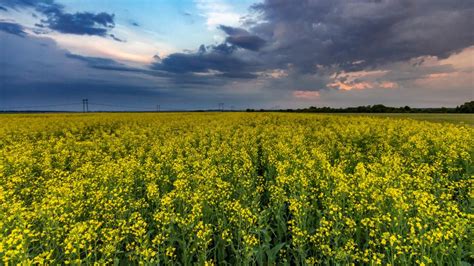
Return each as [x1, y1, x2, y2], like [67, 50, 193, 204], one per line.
[327, 81, 372, 91]
[327, 69, 398, 91]
[415, 72, 467, 87]
[293, 90, 321, 99]
[411, 46, 473, 88]
[328, 81, 398, 91]
[379, 81, 398, 89]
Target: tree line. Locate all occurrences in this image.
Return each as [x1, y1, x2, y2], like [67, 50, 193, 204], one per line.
[246, 101, 474, 113]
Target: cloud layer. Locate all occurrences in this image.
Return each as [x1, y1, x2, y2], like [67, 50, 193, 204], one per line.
[152, 0, 473, 87]
[251, 0, 474, 72]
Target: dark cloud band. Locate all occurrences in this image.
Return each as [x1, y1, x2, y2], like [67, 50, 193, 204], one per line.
[0, 21, 26, 36]
[0, 0, 116, 37]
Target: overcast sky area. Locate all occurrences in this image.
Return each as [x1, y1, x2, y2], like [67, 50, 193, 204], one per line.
[0, 0, 473, 111]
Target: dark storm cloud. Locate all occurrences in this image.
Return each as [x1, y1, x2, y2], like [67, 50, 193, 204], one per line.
[219, 25, 266, 51]
[226, 35, 266, 51]
[150, 43, 258, 79]
[0, 0, 63, 16]
[0, 21, 26, 36]
[249, 0, 474, 72]
[0, 0, 115, 36]
[143, 27, 264, 83]
[211, 43, 237, 55]
[151, 0, 473, 84]
[44, 11, 114, 36]
[149, 27, 265, 79]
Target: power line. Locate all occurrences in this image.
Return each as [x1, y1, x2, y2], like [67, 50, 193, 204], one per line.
[3, 103, 80, 109]
[3, 102, 155, 110]
[89, 103, 155, 110]
[1, 101, 173, 112]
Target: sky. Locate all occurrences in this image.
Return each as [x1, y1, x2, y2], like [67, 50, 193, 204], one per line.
[0, 0, 473, 111]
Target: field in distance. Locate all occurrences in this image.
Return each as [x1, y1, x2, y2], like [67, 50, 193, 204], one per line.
[0, 113, 472, 265]
[332, 113, 473, 126]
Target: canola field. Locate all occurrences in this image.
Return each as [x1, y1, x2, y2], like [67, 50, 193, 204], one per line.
[0, 113, 472, 265]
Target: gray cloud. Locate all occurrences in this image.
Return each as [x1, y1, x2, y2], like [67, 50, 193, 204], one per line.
[65, 53, 146, 73]
[249, 0, 474, 73]
[0, 0, 116, 37]
[150, 43, 258, 79]
[226, 35, 266, 51]
[219, 25, 266, 51]
[44, 11, 115, 36]
[0, 21, 26, 36]
[146, 26, 266, 80]
[152, 0, 473, 84]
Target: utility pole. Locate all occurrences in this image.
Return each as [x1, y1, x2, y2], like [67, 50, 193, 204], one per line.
[156, 104, 160, 112]
[82, 99, 88, 112]
[218, 103, 224, 112]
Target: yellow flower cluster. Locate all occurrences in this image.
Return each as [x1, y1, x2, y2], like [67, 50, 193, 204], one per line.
[0, 113, 472, 264]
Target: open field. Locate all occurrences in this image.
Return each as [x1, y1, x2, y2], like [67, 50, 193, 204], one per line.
[330, 113, 474, 126]
[0, 113, 472, 265]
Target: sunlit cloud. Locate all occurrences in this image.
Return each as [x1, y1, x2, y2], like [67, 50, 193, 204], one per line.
[438, 45, 474, 69]
[45, 28, 176, 64]
[194, 0, 241, 30]
[409, 46, 474, 88]
[293, 90, 320, 99]
[379, 82, 398, 89]
[327, 70, 398, 91]
[328, 81, 373, 91]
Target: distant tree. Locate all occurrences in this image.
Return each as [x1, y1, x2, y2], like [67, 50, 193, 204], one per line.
[456, 101, 474, 113]
[371, 104, 387, 113]
[245, 101, 474, 113]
